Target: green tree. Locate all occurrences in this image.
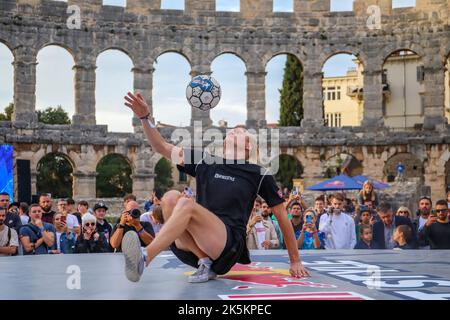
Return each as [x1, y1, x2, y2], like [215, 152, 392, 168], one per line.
[37, 106, 71, 125]
[275, 155, 303, 190]
[155, 158, 174, 194]
[0, 103, 14, 121]
[96, 155, 132, 198]
[36, 153, 73, 198]
[279, 55, 304, 126]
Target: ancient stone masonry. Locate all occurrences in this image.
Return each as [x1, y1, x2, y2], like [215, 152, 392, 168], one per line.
[1, 0, 450, 202]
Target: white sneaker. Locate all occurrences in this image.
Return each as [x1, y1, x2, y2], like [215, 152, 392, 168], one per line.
[188, 263, 217, 283]
[122, 232, 145, 282]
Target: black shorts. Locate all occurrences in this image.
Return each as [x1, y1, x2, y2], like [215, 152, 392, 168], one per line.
[170, 223, 251, 275]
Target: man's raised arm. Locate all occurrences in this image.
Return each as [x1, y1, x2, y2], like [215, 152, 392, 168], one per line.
[124, 92, 184, 165]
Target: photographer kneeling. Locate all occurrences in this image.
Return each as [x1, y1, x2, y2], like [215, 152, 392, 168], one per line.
[110, 201, 155, 252]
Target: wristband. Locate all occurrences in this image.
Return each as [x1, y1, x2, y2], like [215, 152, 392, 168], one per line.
[139, 113, 156, 129]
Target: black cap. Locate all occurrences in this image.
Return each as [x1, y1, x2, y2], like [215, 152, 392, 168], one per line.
[93, 202, 108, 211]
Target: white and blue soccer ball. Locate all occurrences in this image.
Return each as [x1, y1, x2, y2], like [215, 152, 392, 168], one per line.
[186, 75, 221, 111]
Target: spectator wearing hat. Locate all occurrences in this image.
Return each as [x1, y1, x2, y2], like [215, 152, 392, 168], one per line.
[93, 202, 113, 244]
[110, 201, 154, 252]
[75, 213, 109, 254]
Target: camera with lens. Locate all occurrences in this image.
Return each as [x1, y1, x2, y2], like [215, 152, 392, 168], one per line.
[129, 208, 141, 219]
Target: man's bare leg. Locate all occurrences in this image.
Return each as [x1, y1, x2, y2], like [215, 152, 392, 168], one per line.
[122, 190, 227, 282]
[161, 190, 208, 259]
[144, 196, 227, 264]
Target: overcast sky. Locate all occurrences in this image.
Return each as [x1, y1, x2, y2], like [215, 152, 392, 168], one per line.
[0, 0, 416, 131]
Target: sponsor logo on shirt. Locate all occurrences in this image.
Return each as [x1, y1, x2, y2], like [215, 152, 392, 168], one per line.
[214, 173, 235, 182]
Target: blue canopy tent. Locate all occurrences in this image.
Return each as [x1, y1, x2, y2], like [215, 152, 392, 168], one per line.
[306, 174, 362, 191]
[352, 175, 390, 190]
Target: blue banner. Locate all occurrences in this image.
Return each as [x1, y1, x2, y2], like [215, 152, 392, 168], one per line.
[0, 144, 13, 200]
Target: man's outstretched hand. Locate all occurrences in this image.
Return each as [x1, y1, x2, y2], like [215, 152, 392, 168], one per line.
[290, 261, 311, 278]
[124, 92, 150, 118]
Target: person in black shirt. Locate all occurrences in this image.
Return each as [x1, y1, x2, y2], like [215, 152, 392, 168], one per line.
[0, 192, 22, 232]
[120, 92, 309, 283]
[420, 199, 450, 249]
[110, 200, 154, 252]
[75, 213, 109, 254]
[93, 202, 113, 252]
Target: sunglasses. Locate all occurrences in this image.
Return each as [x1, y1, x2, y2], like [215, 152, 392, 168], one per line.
[84, 222, 96, 227]
[435, 209, 448, 213]
[398, 211, 409, 214]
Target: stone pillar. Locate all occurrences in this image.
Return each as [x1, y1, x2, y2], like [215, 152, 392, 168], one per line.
[362, 67, 384, 127]
[12, 46, 38, 126]
[30, 169, 37, 196]
[246, 69, 267, 129]
[422, 61, 447, 130]
[132, 64, 155, 132]
[73, 58, 97, 126]
[190, 64, 213, 127]
[301, 61, 324, 128]
[132, 173, 155, 200]
[72, 171, 96, 198]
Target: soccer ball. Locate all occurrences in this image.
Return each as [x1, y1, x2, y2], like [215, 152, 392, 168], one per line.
[186, 75, 221, 111]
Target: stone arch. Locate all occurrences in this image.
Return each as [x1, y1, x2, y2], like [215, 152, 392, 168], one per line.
[319, 47, 367, 72]
[382, 48, 424, 129]
[152, 49, 194, 69]
[210, 52, 248, 127]
[36, 43, 76, 62]
[0, 41, 14, 113]
[321, 51, 365, 127]
[96, 47, 136, 67]
[152, 51, 192, 127]
[36, 152, 75, 198]
[96, 49, 134, 132]
[383, 153, 424, 182]
[36, 44, 76, 119]
[264, 52, 304, 125]
[324, 153, 363, 178]
[211, 51, 249, 71]
[95, 153, 133, 198]
[0, 39, 15, 57]
[263, 51, 305, 70]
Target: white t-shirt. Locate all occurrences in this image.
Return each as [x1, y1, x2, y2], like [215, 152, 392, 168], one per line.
[140, 212, 152, 223]
[319, 212, 357, 250]
[55, 232, 62, 251]
[0, 226, 19, 257]
[65, 214, 79, 231]
[20, 215, 30, 225]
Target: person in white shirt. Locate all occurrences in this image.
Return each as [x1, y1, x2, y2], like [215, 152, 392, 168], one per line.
[0, 207, 19, 256]
[319, 193, 356, 250]
[57, 199, 80, 235]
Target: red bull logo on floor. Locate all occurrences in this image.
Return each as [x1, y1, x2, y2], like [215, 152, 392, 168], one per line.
[218, 263, 337, 290]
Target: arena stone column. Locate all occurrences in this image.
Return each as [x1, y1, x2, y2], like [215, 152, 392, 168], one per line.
[132, 172, 155, 200]
[12, 46, 38, 127]
[72, 58, 97, 126]
[132, 64, 155, 133]
[245, 69, 267, 129]
[72, 171, 97, 199]
[190, 65, 213, 128]
[301, 61, 324, 128]
[362, 67, 384, 128]
[422, 59, 447, 130]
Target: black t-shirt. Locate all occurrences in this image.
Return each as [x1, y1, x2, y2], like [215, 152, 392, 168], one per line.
[177, 149, 285, 237]
[5, 212, 22, 232]
[424, 221, 450, 249]
[96, 220, 113, 239]
[112, 221, 155, 252]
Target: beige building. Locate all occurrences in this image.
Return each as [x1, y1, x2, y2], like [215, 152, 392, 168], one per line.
[323, 62, 364, 127]
[445, 57, 450, 122]
[323, 51, 427, 129]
